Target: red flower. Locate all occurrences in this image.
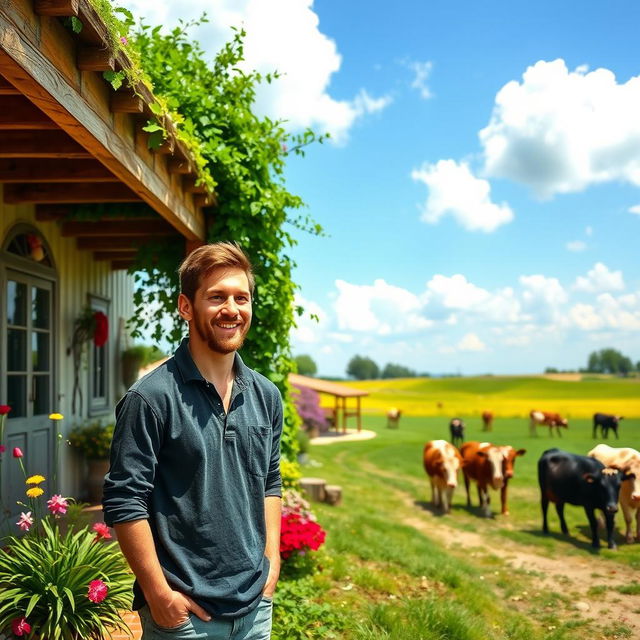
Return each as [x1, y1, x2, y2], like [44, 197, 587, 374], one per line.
[87, 579, 108, 603]
[92, 522, 112, 541]
[0, 405, 10, 415]
[12, 447, 23, 458]
[280, 513, 326, 559]
[11, 617, 31, 636]
[0, 445, 5, 453]
[93, 311, 109, 347]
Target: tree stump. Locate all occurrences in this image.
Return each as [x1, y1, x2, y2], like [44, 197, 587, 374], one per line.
[300, 477, 326, 502]
[324, 485, 342, 506]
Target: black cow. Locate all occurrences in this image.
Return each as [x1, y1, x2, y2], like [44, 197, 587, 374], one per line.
[449, 418, 465, 448]
[538, 448, 623, 549]
[592, 413, 623, 440]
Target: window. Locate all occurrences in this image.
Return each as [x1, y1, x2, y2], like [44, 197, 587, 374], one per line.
[88, 296, 109, 414]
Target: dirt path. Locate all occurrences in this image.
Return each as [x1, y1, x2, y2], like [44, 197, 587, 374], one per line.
[360, 460, 640, 637]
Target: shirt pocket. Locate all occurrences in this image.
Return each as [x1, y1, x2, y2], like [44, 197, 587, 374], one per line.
[248, 424, 272, 477]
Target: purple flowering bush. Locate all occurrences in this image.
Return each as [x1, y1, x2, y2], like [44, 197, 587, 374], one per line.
[291, 385, 329, 434]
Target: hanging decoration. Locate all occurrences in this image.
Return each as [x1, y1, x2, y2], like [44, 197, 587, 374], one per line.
[67, 308, 110, 414]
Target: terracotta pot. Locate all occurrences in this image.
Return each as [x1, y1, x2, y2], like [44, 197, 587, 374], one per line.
[86, 458, 110, 504]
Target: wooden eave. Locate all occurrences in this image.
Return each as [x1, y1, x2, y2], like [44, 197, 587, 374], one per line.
[0, 0, 216, 270]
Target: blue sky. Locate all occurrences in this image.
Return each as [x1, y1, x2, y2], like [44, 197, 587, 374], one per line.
[125, 1, 640, 376]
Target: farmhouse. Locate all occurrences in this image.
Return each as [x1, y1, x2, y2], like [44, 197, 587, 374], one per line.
[0, 1, 213, 519]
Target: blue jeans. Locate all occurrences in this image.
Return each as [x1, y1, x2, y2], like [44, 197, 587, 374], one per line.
[139, 597, 273, 640]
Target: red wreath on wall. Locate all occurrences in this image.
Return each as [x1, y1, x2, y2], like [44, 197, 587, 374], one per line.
[93, 311, 109, 347]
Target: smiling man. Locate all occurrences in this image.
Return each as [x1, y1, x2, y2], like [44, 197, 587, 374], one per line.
[103, 242, 283, 640]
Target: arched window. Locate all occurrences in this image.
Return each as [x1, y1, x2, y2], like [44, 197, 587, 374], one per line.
[5, 229, 54, 268]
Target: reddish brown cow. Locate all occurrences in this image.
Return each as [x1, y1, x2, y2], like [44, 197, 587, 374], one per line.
[461, 441, 526, 516]
[481, 411, 494, 432]
[423, 440, 463, 513]
[529, 410, 568, 437]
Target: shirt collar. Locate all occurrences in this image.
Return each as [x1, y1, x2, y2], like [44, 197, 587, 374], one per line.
[174, 337, 250, 390]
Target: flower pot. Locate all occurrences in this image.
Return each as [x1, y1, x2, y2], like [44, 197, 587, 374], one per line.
[86, 459, 110, 504]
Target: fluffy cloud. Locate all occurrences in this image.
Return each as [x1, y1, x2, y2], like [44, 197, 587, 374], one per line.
[409, 60, 433, 99]
[480, 59, 640, 198]
[291, 294, 328, 343]
[457, 333, 487, 352]
[569, 293, 640, 331]
[574, 262, 624, 293]
[122, 0, 390, 143]
[629, 205, 640, 215]
[411, 159, 514, 232]
[333, 279, 432, 335]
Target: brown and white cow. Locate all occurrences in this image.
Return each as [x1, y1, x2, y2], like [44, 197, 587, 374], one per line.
[423, 440, 463, 513]
[387, 407, 401, 429]
[481, 410, 494, 432]
[461, 441, 526, 516]
[588, 444, 640, 543]
[529, 410, 568, 437]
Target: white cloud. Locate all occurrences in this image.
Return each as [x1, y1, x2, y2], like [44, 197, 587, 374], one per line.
[457, 333, 487, 352]
[629, 205, 640, 215]
[574, 262, 624, 293]
[480, 59, 640, 198]
[123, 0, 389, 143]
[566, 240, 587, 252]
[333, 279, 432, 335]
[519, 274, 567, 307]
[568, 293, 640, 331]
[409, 60, 433, 99]
[411, 159, 514, 232]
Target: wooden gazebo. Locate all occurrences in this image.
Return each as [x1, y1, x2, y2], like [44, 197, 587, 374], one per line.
[0, 0, 214, 265]
[289, 373, 369, 433]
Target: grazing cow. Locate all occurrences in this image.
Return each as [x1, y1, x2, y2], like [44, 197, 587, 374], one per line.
[588, 444, 640, 543]
[529, 410, 568, 437]
[449, 418, 465, 448]
[423, 440, 463, 513]
[461, 441, 526, 517]
[481, 411, 494, 432]
[592, 413, 623, 440]
[387, 408, 401, 429]
[538, 448, 623, 549]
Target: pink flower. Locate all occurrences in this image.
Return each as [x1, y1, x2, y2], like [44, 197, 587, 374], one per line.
[47, 494, 68, 516]
[120, 36, 128, 45]
[87, 579, 108, 603]
[0, 445, 5, 453]
[12, 447, 23, 458]
[92, 522, 112, 541]
[11, 617, 31, 636]
[16, 512, 33, 532]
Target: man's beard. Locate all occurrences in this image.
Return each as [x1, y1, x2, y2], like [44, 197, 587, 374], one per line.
[193, 309, 249, 355]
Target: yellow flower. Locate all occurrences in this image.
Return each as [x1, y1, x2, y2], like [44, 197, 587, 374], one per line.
[49, 413, 64, 420]
[26, 487, 44, 498]
[26, 475, 46, 485]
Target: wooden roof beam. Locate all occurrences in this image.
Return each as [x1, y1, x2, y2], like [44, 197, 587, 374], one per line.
[77, 47, 115, 72]
[0, 131, 93, 158]
[0, 96, 57, 130]
[0, 159, 117, 182]
[62, 220, 176, 237]
[35, 204, 160, 222]
[111, 259, 135, 271]
[34, 0, 79, 17]
[0, 76, 19, 95]
[93, 251, 138, 260]
[4, 183, 141, 204]
[111, 90, 144, 114]
[77, 236, 151, 250]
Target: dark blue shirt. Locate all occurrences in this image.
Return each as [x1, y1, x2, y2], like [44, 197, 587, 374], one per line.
[102, 339, 282, 618]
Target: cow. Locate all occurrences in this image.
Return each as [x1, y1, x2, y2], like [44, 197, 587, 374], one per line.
[481, 411, 494, 432]
[592, 413, 623, 440]
[461, 441, 526, 517]
[538, 448, 623, 549]
[588, 444, 640, 543]
[387, 408, 401, 429]
[423, 440, 463, 513]
[449, 418, 464, 448]
[529, 410, 568, 437]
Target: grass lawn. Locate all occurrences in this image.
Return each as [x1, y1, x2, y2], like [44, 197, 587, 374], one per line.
[275, 411, 640, 639]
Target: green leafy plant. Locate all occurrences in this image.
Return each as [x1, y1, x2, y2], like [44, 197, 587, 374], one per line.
[68, 422, 115, 460]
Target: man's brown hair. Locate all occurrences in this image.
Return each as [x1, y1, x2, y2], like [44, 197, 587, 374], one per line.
[179, 242, 255, 301]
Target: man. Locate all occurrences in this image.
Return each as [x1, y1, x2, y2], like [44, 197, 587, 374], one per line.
[103, 242, 282, 640]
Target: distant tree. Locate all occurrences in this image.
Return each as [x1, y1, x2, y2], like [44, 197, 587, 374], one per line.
[346, 355, 380, 380]
[586, 348, 635, 375]
[294, 354, 317, 377]
[544, 367, 559, 374]
[381, 363, 416, 379]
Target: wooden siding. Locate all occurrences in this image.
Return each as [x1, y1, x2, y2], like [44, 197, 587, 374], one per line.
[1, 187, 136, 499]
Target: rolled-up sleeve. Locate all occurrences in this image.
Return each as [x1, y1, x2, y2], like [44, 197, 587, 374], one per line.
[264, 392, 283, 498]
[102, 390, 164, 526]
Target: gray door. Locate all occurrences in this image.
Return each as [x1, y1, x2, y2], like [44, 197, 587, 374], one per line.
[3, 270, 55, 522]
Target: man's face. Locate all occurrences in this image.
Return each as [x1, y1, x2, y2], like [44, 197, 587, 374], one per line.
[180, 267, 252, 355]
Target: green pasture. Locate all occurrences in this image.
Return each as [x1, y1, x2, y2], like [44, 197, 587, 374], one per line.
[333, 375, 640, 418]
[287, 414, 640, 639]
